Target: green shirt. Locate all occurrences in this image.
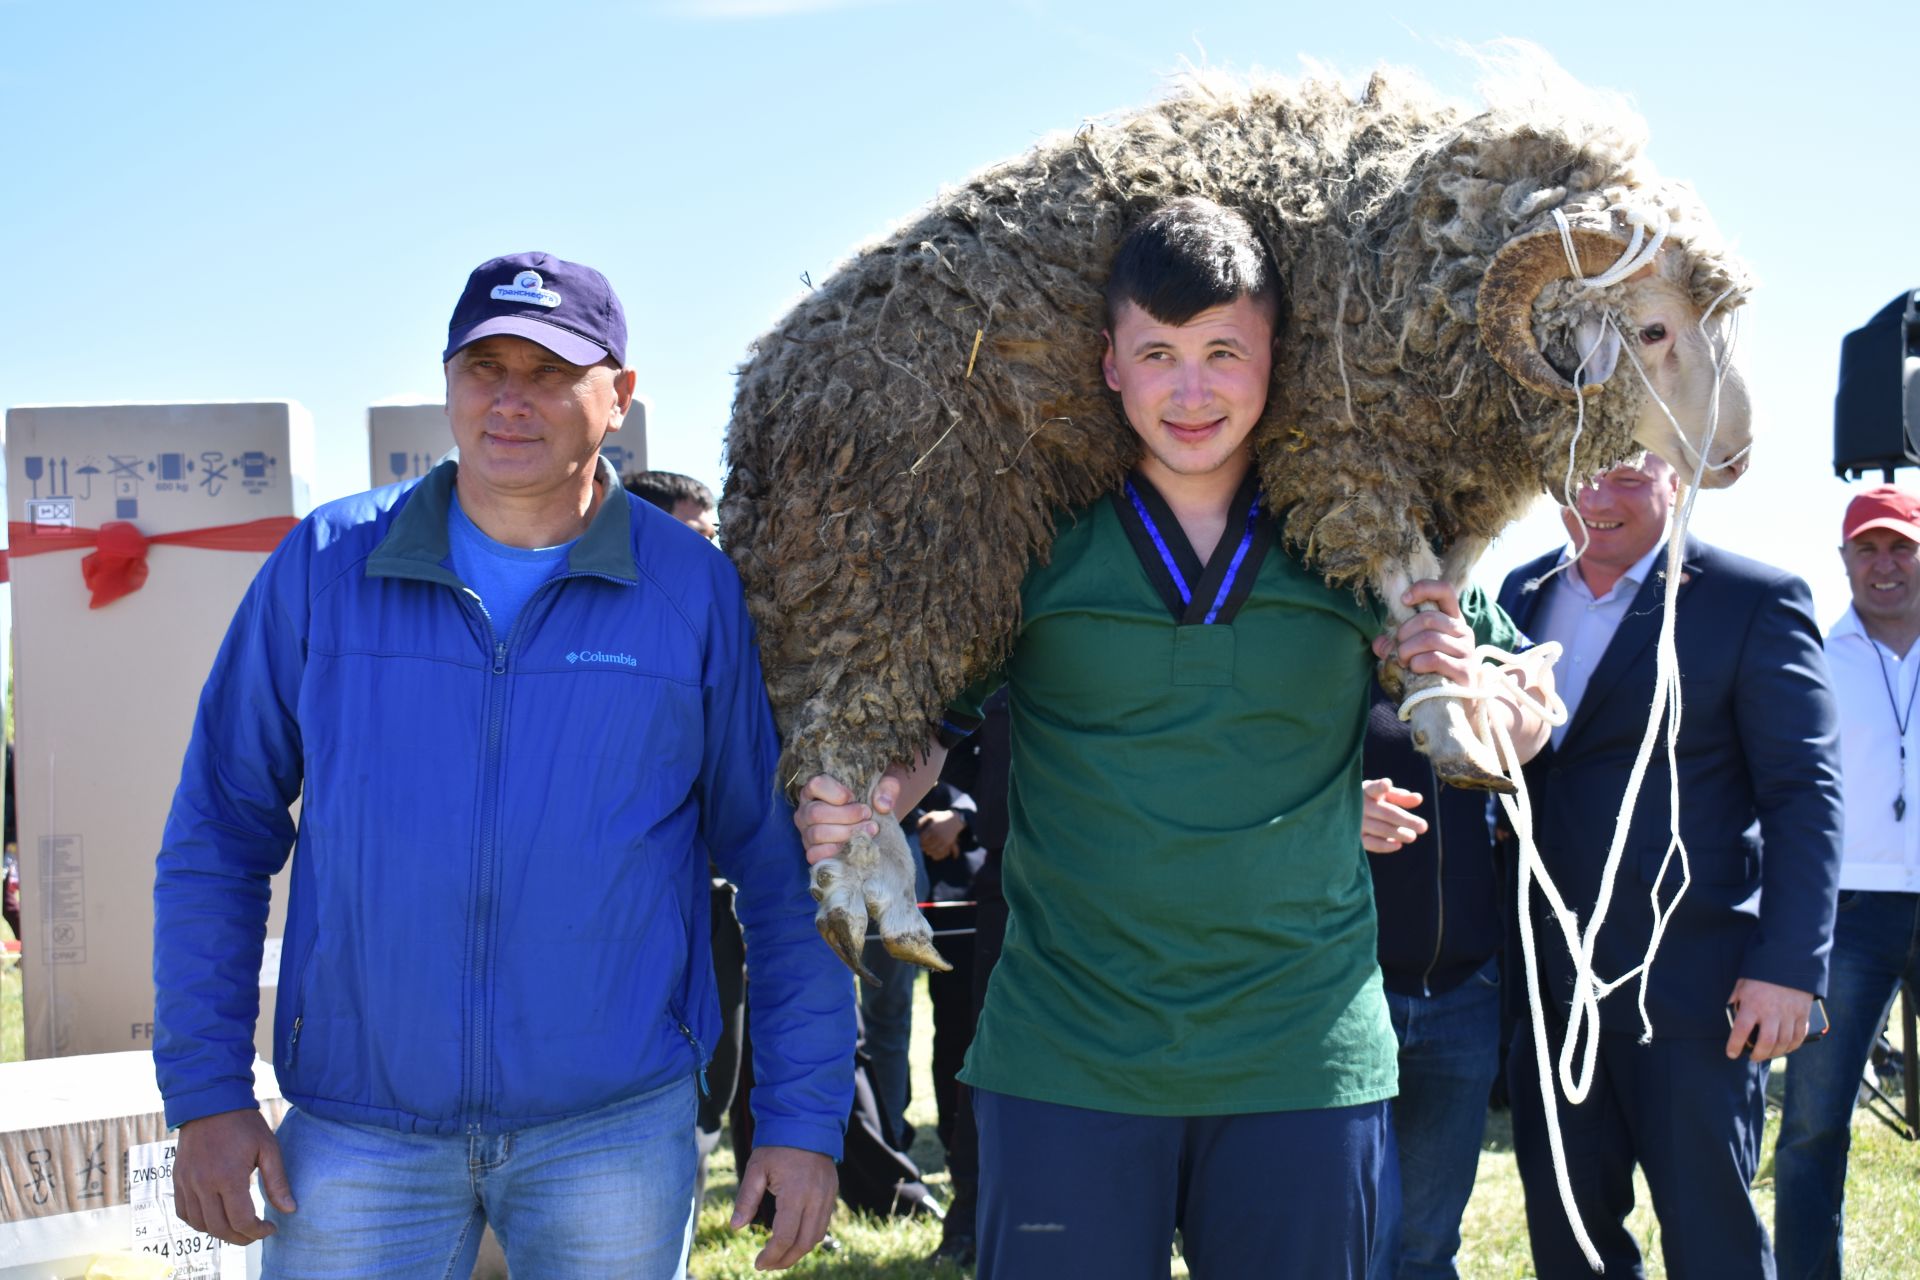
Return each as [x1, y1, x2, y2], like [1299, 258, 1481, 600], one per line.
[953, 472, 1518, 1115]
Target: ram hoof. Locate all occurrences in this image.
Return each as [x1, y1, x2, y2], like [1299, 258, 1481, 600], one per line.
[880, 924, 951, 972]
[1429, 752, 1518, 794]
[811, 858, 881, 985]
[1399, 666, 1517, 795]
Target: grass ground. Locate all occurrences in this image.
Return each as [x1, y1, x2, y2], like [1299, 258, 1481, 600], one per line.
[686, 981, 985, 1280]
[1456, 1081, 1920, 1279]
[686, 975, 1919, 1279]
[1, 957, 1910, 1276]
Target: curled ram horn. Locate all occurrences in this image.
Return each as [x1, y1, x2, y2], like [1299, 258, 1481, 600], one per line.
[1477, 226, 1634, 399]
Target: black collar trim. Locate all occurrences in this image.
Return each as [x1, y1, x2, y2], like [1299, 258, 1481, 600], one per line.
[1109, 469, 1273, 626]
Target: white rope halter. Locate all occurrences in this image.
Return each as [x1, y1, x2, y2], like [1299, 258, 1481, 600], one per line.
[1399, 203, 1747, 1272]
[1397, 312, 1736, 1264]
[1551, 204, 1668, 288]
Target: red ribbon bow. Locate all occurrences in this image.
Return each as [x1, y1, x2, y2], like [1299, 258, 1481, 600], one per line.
[1, 517, 299, 608]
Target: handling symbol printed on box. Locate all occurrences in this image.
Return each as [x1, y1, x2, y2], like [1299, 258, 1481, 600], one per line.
[40, 835, 88, 963]
[152, 450, 196, 493]
[199, 450, 228, 496]
[386, 451, 438, 480]
[24, 455, 77, 499]
[27, 497, 75, 528]
[237, 450, 279, 494]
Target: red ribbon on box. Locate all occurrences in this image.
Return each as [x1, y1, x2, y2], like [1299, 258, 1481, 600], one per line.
[0, 517, 299, 607]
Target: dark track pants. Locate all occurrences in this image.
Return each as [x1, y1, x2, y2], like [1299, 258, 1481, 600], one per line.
[974, 1088, 1387, 1280]
[1509, 1018, 1773, 1279]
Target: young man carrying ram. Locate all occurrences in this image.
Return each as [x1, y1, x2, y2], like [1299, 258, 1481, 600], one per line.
[797, 198, 1555, 1279]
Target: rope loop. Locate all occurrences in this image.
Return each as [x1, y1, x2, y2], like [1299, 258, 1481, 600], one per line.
[1396, 641, 1568, 728]
[1440, 195, 1741, 1271]
[1552, 204, 1669, 289]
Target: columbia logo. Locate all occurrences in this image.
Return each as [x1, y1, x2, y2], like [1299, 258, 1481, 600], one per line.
[566, 650, 637, 668]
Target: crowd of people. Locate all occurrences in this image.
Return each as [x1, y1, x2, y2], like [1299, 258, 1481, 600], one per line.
[140, 212, 1914, 1280]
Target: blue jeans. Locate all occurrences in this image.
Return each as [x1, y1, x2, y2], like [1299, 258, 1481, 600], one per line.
[1371, 959, 1501, 1280]
[264, 1076, 699, 1279]
[1775, 889, 1920, 1280]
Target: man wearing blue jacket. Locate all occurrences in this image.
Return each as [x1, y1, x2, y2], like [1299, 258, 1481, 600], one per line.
[153, 252, 854, 1277]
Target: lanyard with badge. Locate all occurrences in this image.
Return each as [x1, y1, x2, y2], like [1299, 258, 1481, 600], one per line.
[1870, 640, 1919, 820]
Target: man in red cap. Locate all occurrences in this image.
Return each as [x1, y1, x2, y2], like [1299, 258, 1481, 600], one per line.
[1775, 486, 1920, 1280]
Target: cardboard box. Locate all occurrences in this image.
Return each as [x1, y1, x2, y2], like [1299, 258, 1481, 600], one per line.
[366, 403, 450, 487]
[3, 429, 12, 860]
[0, 1051, 282, 1279]
[367, 398, 650, 485]
[609, 395, 649, 476]
[4, 404, 311, 1061]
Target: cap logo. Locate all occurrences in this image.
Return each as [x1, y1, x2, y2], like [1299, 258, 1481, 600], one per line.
[490, 270, 562, 309]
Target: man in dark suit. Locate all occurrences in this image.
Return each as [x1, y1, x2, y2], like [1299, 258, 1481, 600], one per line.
[1496, 453, 1843, 1279]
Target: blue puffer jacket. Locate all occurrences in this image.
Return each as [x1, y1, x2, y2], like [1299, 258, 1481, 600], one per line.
[154, 461, 854, 1155]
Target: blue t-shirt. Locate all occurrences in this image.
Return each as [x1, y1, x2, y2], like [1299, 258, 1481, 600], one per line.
[448, 495, 576, 638]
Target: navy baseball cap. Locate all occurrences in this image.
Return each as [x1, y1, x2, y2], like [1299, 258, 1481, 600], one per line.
[443, 251, 628, 366]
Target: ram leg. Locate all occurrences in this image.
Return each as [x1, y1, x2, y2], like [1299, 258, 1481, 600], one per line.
[1394, 664, 1515, 793]
[1377, 543, 1514, 794]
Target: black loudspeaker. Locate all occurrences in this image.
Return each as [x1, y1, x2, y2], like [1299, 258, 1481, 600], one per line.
[1834, 289, 1920, 480]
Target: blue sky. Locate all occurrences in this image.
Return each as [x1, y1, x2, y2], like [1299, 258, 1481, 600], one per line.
[3, 0, 1917, 623]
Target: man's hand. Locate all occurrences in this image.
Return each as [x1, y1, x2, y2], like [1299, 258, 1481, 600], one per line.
[917, 810, 967, 861]
[793, 745, 948, 865]
[1361, 778, 1428, 853]
[1369, 580, 1557, 763]
[173, 1108, 296, 1245]
[794, 774, 897, 865]
[1370, 580, 1477, 687]
[1726, 977, 1816, 1062]
[732, 1145, 838, 1270]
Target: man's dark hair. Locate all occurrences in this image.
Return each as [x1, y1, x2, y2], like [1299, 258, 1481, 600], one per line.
[623, 470, 715, 514]
[1104, 197, 1286, 332]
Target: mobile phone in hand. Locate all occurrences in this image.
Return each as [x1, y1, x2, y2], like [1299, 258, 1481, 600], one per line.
[1725, 997, 1829, 1052]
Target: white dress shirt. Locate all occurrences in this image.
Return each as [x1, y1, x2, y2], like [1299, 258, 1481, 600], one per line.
[1825, 606, 1920, 893]
[1529, 541, 1668, 750]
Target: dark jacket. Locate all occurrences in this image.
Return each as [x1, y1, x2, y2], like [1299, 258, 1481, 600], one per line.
[1364, 686, 1502, 998]
[939, 687, 1011, 903]
[1497, 537, 1844, 1037]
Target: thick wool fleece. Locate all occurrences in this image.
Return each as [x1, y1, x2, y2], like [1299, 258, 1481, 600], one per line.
[721, 56, 1752, 794]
